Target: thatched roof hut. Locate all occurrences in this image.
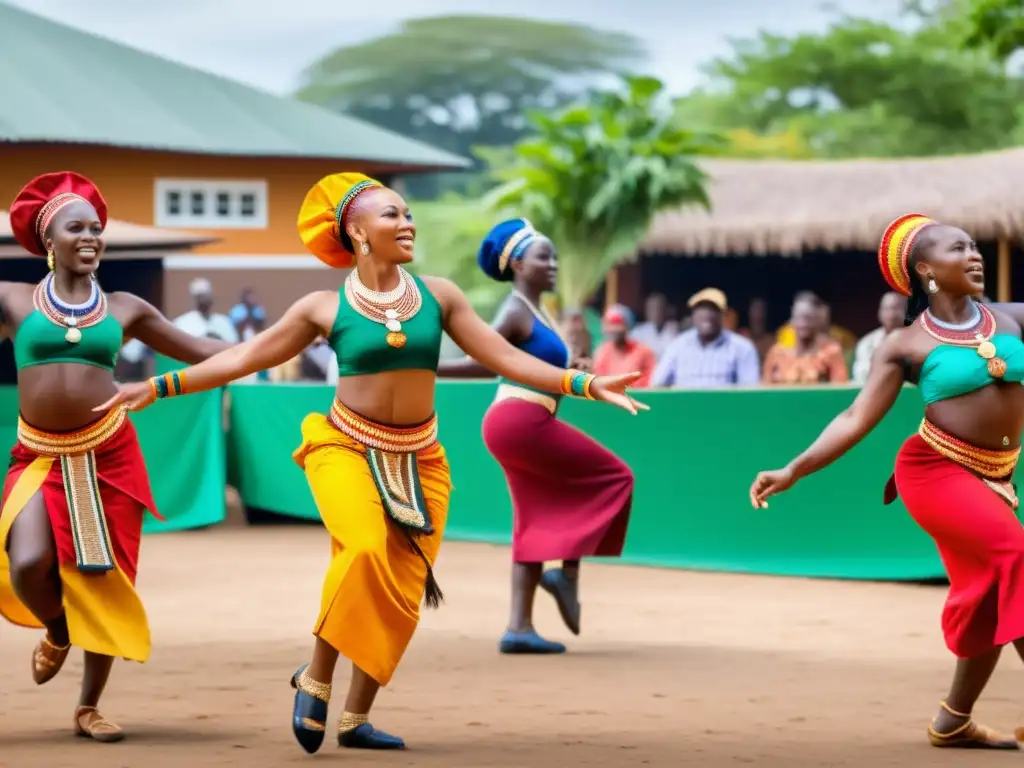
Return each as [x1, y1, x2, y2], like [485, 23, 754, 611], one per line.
[642, 147, 1024, 257]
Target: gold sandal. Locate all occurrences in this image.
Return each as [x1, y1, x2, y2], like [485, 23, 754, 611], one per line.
[74, 706, 124, 743]
[32, 635, 70, 685]
[927, 700, 1019, 749]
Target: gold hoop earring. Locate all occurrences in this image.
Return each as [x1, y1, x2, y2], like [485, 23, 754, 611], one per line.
[47, 251, 55, 271]
[927, 277, 939, 295]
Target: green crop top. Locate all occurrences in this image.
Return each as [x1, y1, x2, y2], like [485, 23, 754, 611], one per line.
[14, 309, 123, 372]
[328, 274, 443, 377]
[918, 333, 1024, 405]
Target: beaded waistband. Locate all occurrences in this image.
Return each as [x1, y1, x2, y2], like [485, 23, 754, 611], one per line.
[327, 399, 437, 454]
[493, 384, 557, 414]
[918, 419, 1020, 480]
[17, 406, 127, 457]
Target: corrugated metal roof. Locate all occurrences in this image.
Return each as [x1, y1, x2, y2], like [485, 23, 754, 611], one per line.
[0, 3, 470, 171]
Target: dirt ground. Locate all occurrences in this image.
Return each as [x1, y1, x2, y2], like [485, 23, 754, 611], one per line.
[2, 527, 1024, 768]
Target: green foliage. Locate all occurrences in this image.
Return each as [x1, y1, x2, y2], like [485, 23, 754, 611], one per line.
[675, 8, 1024, 159]
[961, 0, 1024, 61]
[486, 75, 717, 308]
[295, 16, 647, 197]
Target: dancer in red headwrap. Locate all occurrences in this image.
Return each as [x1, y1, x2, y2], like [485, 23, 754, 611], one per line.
[0, 172, 233, 742]
[751, 213, 1024, 750]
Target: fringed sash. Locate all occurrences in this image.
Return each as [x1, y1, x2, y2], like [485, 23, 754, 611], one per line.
[17, 407, 126, 572]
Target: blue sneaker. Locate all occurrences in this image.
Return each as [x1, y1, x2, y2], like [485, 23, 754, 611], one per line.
[498, 629, 567, 654]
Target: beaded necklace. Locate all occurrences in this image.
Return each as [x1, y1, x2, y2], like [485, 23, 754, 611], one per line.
[344, 266, 422, 349]
[33, 272, 107, 344]
[511, 289, 571, 367]
[920, 301, 1005, 378]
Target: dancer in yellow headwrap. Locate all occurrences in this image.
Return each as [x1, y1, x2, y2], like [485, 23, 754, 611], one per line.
[95, 173, 648, 754]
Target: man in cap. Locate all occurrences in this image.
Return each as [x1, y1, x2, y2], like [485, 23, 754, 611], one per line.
[592, 304, 655, 387]
[172, 277, 239, 344]
[651, 287, 760, 388]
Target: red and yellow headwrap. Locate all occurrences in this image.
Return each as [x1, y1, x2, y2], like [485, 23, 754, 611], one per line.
[9, 171, 108, 257]
[297, 172, 385, 268]
[878, 213, 937, 297]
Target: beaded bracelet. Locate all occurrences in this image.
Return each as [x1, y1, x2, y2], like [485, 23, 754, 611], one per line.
[559, 369, 596, 400]
[149, 371, 187, 400]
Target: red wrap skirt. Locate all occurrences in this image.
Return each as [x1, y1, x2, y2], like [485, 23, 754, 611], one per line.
[481, 393, 633, 563]
[0, 407, 161, 662]
[891, 423, 1024, 658]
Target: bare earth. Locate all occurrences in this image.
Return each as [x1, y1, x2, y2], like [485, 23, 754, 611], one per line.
[2, 526, 1023, 768]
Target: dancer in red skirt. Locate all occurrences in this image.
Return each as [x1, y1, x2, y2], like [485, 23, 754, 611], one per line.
[440, 219, 634, 654]
[750, 213, 1024, 750]
[0, 172, 231, 742]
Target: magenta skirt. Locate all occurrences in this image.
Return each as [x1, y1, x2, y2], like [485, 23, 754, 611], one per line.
[481, 397, 633, 563]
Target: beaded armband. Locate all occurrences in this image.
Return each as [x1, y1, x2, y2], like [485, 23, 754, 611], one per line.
[559, 369, 596, 400]
[150, 371, 187, 400]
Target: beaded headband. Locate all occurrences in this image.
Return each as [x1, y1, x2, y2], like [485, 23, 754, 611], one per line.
[36, 193, 89, 240]
[497, 223, 549, 275]
[333, 179, 383, 247]
[878, 213, 937, 297]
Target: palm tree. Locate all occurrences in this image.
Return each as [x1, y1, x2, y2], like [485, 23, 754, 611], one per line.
[484, 75, 718, 309]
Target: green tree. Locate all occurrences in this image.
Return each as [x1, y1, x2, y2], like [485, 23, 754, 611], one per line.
[296, 16, 648, 196]
[675, 10, 1024, 159]
[961, 0, 1024, 60]
[486, 75, 717, 309]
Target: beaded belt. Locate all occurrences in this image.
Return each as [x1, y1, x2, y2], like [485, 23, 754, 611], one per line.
[17, 406, 127, 457]
[16, 407, 128, 573]
[493, 383, 557, 414]
[327, 398, 437, 454]
[918, 419, 1019, 480]
[919, 419, 1019, 509]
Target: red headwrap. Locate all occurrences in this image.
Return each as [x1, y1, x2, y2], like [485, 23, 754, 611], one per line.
[9, 171, 108, 256]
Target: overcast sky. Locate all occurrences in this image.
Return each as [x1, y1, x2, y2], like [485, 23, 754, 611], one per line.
[7, 0, 896, 96]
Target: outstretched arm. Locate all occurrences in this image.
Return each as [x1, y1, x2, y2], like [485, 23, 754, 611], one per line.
[750, 332, 906, 507]
[95, 292, 327, 411]
[426, 276, 646, 413]
[117, 293, 233, 363]
[437, 296, 530, 379]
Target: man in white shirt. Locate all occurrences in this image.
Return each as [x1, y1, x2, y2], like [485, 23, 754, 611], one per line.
[120, 277, 238, 370]
[631, 292, 680, 359]
[852, 292, 907, 384]
[173, 278, 239, 343]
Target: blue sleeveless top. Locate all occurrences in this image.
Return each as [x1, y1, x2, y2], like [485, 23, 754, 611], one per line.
[919, 333, 1024, 405]
[497, 299, 570, 395]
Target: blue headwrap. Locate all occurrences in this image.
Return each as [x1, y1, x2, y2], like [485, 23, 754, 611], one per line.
[477, 218, 548, 282]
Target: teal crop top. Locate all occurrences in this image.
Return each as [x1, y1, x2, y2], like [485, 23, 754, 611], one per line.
[328, 274, 443, 377]
[918, 334, 1024, 405]
[14, 310, 123, 372]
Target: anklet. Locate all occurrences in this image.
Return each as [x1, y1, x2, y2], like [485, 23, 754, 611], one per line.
[939, 700, 972, 718]
[339, 712, 368, 732]
[297, 670, 332, 702]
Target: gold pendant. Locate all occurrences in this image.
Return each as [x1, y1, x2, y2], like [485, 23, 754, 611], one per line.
[988, 356, 1007, 378]
[64, 327, 82, 344]
[977, 340, 996, 359]
[386, 331, 407, 348]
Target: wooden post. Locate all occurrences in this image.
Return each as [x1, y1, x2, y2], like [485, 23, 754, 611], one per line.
[604, 265, 619, 308]
[998, 237, 1011, 303]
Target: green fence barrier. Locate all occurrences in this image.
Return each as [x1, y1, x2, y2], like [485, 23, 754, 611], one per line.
[226, 382, 956, 581]
[0, 387, 225, 533]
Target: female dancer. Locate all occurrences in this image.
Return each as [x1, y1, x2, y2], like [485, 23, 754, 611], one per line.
[750, 213, 1024, 750]
[439, 219, 634, 655]
[95, 174, 646, 754]
[1, 171, 232, 742]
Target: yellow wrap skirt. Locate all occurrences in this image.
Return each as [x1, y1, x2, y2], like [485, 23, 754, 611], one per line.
[292, 400, 451, 686]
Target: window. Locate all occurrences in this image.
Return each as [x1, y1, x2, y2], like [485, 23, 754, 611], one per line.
[155, 180, 268, 229]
